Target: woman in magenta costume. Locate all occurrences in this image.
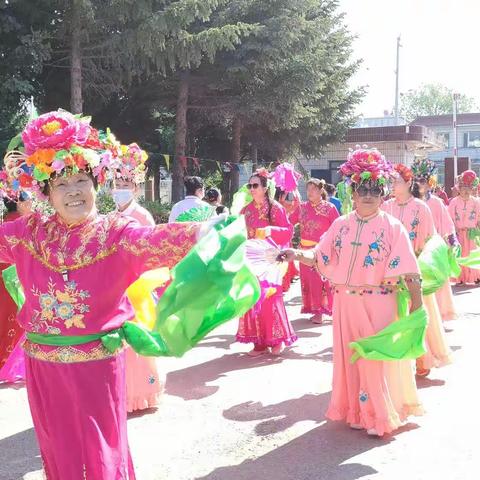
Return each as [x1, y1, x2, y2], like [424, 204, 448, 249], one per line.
[236, 169, 296, 356]
[383, 164, 452, 376]
[411, 158, 459, 321]
[0, 111, 207, 479]
[111, 143, 164, 413]
[0, 187, 32, 372]
[288, 178, 339, 324]
[280, 147, 424, 436]
[448, 170, 480, 285]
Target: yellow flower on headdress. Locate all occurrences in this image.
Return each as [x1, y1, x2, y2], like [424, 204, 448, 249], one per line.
[41, 120, 62, 136]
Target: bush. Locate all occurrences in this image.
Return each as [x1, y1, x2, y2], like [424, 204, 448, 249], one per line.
[139, 199, 172, 224]
[96, 191, 116, 215]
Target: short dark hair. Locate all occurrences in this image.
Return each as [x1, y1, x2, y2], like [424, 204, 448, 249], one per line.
[205, 187, 221, 202]
[184, 176, 204, 196]
[3, 198, 17, 213]
[325, 183, 336, 195]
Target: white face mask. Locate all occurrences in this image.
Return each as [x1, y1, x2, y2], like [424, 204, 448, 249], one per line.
[112, 189, 134, 207]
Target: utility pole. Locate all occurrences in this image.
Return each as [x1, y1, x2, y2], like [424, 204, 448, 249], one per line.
[394, 36, 402, 125]
[453, 93, 459, 179]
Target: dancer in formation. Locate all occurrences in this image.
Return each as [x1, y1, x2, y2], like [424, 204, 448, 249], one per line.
[383, 164, 452, 376]
[411, 158, 458, 321]
[0, 111, 213, 479]
[236, 168, 297, 356]
[281, 147, 424, 436]
[288, 178, 339, 323]
[112, 143, 164, 413]
[448, 170, 480, 285]
[0, 189, 31, 371]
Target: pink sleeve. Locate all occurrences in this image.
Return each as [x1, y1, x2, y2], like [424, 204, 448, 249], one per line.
[0, 216, 25, 264]
[314, 221, 337, 278]
[439, 202, 455, 237]
[385, 222, 419, 278]
[289, 205, 300, 225]
[118, 221, 200, 278]
[269, 203, 293, 245]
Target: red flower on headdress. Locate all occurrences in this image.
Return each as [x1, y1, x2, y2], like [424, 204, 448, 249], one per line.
[394, 164, 413, 182]
[254, 167, 269, 178]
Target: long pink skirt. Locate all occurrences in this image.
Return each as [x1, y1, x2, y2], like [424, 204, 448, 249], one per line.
[435, 281, 457, 321]
[457, 230, 480, 284]
[126, 347, 163, 413]
[299, 263, 333, 315]
[327, 289, 423, 436]
[416, 294, 452, 370]
[236, 287, 297, 347]
[25, 350, 136, 479]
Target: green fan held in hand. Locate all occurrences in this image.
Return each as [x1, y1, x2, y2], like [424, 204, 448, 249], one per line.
[154, 215, 260, 357]
[176, 205, 215, 222]
[2, 265, 25, 309]
[349, 305, 428, 363]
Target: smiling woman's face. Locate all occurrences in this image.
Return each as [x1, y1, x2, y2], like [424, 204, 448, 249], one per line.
[48, 172, 96, 225]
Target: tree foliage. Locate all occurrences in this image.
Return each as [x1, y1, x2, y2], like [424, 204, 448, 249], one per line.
[400, 83, 477, 122]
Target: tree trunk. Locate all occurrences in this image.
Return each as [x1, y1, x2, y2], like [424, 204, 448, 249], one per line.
[70, 0, 83, 114]
[230, 116, 242, 196]
[153, 162, 161, 202]
[251, 144, 258, 173]
[173, 70, 190, 203]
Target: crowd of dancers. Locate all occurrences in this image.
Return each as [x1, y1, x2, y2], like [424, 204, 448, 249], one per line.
[0, 109, 479, 478]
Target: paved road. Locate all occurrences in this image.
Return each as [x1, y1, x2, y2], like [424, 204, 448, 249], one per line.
[0, 281, 479, 480]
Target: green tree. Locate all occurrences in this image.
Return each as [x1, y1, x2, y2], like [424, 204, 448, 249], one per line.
[400, 83, 477, 122]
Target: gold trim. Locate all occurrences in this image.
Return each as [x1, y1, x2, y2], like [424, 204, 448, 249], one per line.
[23, 340, 117, 363]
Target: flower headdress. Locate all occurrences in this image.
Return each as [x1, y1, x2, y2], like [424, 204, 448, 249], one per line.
[393, 164, 414, 183]
[112, 143, 148, 184]
[340, 146, 393, 186]
[4, 110, 119, 196]
[458, 170, 479, 188]
[252, 167, 276, 200]
[411, 157, 437, 187]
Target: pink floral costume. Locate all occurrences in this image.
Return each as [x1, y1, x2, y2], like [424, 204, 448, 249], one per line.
[315, 211, 423, 435]
[425, 194, 458, 320]
[383, 197, 452, 370]
[120, 201, 164, 413]
[448, 196, 480, 284]
[0, 212, 199, 480]
[290, 201, 339, 316]
[236, 200, 297, 347]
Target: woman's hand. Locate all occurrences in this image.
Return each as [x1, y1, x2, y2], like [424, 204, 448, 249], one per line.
[277, 248, 297, 263]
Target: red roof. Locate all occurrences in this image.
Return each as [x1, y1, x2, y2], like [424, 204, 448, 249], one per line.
[410, 113, 480, 127]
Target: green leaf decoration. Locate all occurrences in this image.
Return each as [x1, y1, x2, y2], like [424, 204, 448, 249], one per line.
[7, 133, 22, 151]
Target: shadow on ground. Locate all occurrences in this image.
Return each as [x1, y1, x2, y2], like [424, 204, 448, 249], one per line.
[0, 428, 41, 479]
[197, 392, 415, 480]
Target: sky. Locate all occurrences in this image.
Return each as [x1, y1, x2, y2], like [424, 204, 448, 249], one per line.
[338, 0, 480, 117]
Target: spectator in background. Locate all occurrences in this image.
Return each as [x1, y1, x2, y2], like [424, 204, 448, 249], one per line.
[433, 184, 449, 206]
[169, 176, 209, 223]
[205, 187, 229, 215]
[325, 183, 342, 214]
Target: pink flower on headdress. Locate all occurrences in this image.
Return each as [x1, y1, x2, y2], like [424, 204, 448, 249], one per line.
[22, 111, 91, 155]
[340, 147, 393, 183]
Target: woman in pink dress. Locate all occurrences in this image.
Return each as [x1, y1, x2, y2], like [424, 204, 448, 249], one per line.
[0, 111, 209, 479]
[411, 158, 458, 321]
[236, 169, 296, 356]
[280, 147, 424, 436]
[383, 164, 452, 376]
[112, 144, 164, 413]
[288, 178, 339, 324]
[448, 170, 480, 285]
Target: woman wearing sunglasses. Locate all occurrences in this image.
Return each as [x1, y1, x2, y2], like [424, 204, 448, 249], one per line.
[411, 158, 458, 322]
[383, 164, 452, 378]
[279, 148, 424, 436]
[448, 170, 480, 284]
[236, 169, 297, 356]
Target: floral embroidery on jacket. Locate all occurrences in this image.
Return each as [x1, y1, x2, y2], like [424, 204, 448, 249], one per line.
[363, 230, 389, 268]
[409, 209, 420, 241]
[388, 256, 400, 269]
[31, 279, 90, 333]
[334, 226, 349, 256]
